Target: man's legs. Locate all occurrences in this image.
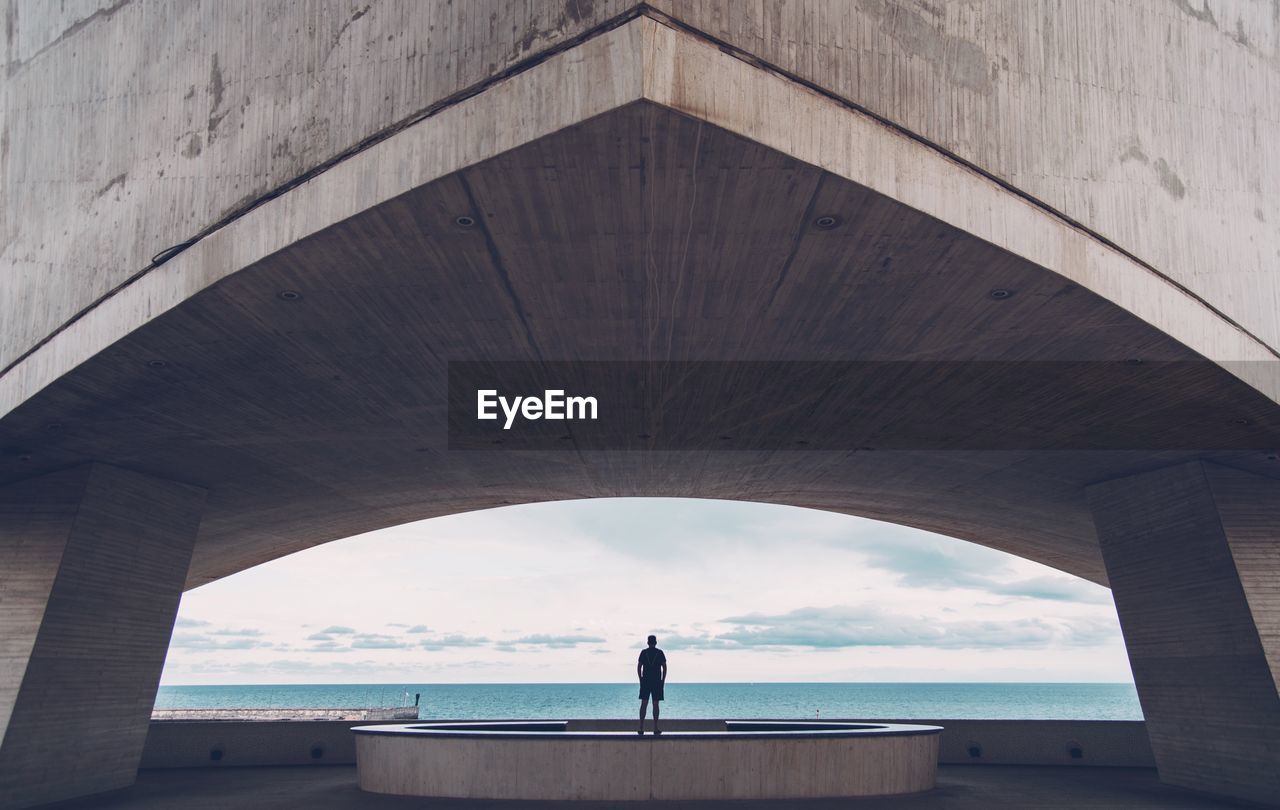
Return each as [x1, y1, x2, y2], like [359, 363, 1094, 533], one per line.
[638, 697, 648, 734]
[652, 698, 661, 734]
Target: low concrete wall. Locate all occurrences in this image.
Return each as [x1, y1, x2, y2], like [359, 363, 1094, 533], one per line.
[354, 724, 940, 800]
[140, 718, 1153, 769]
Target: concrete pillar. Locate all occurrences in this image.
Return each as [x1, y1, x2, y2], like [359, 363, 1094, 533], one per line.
[1086, 460, 1280, 805]
[0, 464, 205, 808]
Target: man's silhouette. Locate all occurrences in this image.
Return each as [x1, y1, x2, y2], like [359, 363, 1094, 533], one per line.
[637, 634, 667, 735]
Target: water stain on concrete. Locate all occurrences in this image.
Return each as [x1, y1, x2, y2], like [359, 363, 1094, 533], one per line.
[1153, 158, 1186, 199]
[95, 172, 127, 199]
[1120, 143, 1149, 164]
[333, 4, 371, 49]
[565, 0, 595, 25]
[208, 54, 225, 111]
[869, 0, 992, 93]
[207, 54, 229, 138]
[1172, 0, 1217, 27]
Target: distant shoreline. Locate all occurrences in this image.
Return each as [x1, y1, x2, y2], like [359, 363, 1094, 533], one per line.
[154, 682, 1143, 721]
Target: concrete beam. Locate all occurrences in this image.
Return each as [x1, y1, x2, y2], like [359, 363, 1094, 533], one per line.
[1087, 461, 1280, 805]
[4, 14, 1278, 421]
[0, 464, 205, 808]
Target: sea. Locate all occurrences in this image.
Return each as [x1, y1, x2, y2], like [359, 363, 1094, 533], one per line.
[154, 682, 1142, 721]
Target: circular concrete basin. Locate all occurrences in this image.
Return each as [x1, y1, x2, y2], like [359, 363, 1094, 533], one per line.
[353, 720, 942, 800]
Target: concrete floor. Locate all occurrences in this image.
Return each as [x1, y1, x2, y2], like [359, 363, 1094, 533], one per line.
[58, 765, 1255, 809]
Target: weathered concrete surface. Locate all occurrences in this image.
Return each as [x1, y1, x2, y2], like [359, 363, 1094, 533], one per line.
[0, 464, 205, 809]
[1088, 461, 1280, 806]
[3, 1, 1278, 406]
[0, 0, 640, 374]
[651, 0, 1280, 355]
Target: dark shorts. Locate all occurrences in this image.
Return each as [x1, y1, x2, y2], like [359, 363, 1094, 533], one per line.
[639, 681, 664, 701]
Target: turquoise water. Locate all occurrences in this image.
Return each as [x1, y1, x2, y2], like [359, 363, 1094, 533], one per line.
[154, 682, 1142, 720]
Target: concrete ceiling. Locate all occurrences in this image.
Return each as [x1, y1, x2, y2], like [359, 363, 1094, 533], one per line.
[1, 103, 1277, 589]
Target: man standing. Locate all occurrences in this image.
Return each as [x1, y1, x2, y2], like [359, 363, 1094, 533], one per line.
[637, 634, 667, 735]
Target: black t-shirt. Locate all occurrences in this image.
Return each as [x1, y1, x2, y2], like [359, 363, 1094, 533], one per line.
[638, 647, 666, 682]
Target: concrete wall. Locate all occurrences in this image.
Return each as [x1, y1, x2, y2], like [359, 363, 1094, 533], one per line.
[0, 0, 638, 374]
[652, 0, 1280, 354]
[3, 1, 1278, 412]
[354, 727, 939, 800]
[139, 718, 1154, 769]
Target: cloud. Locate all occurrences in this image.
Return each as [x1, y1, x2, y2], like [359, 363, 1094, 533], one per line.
[505, 634, 607, 649]
[419, 634, 490, 651]
[321, 626, 357, 635]
[307, 641, 351, 653]
[654, 633, 738, 651]
[857, 534, 1011, 589]
[306, 633, 335, 641]
[984, 576, 1112, 604]
[208, 627, 264, 636]
[386, 623, 410, 628]
[351, 633, 411, 650]
[169, 632, 272, 650]
[175, 617, 211, 628]
[856, 535, 1112, 605]
[406, 625, 431, 634]
[714, 605, 1115, 650]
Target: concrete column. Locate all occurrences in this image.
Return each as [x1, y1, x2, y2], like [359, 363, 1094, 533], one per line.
[0, 464, 205, 808]
[1086, 460, 1280, 805]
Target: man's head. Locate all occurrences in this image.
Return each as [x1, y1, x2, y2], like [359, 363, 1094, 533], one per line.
[647, 635, 657, 647]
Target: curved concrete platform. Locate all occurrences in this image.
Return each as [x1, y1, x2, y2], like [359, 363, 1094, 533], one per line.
[353, 720, 942, 800]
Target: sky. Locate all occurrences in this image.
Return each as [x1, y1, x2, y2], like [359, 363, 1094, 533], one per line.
[161, 498, 1133, 685]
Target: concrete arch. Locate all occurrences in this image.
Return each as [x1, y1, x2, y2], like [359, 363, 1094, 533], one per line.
[1, 13, 1277, 583]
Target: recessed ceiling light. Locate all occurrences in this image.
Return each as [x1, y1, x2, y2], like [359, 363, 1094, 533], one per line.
[989, 289, 1013, 300]
[147, 359, 167, 368]
[814, 215, 839, 229]
[455, 216, 476, 228]
[278, 290, 303, 301]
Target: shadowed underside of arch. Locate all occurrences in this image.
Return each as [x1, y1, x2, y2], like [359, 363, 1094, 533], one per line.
[2, 14, 1280, 808]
